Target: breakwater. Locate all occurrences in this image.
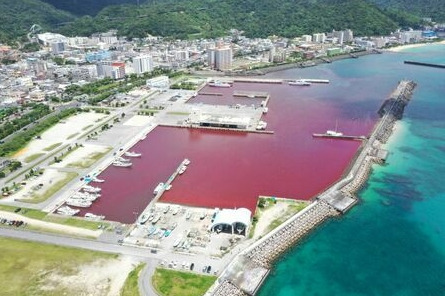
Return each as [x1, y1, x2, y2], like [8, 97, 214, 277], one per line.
[208, 80, 417, 295]
[404, 60, 445, 69]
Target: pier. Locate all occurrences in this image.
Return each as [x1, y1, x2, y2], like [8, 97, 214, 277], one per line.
[199, 92, 224, 96]
[404, 60, 445, 69]
[232, 78, 283, 84]
[233, 91, 269, 98]
[208, 80, 417, 295]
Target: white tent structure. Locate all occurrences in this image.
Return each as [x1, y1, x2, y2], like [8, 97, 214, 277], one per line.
[210, 208, 251, 235]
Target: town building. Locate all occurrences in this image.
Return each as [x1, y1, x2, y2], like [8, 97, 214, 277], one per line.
[133, 55, 153, 74]
[208, 47, 233, 71]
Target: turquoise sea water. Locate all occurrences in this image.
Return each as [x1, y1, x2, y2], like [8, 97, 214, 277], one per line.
[260, 44, 445, 296]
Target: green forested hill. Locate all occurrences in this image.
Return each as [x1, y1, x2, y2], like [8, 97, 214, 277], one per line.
[369, 0, 445, 22]
[40, 0, 138, 16]
[0, 0, 429, 43]
[59, 0, 403, 39]
[0, 0, 74, 42]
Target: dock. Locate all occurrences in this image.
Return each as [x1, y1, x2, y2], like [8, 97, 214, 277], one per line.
[232, 78, 283, 84]
[312, 134, 366, 140]
[284, 78, 330, 84]
[199, 92, 224, 96]
[404, 60, 445, 69]
[233, 91, 269, 98]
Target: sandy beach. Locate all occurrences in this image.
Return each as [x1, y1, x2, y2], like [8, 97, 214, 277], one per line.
[386, 40, 445, 52]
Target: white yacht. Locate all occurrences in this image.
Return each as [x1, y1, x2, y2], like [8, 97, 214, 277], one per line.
[124, 151, 142, 157]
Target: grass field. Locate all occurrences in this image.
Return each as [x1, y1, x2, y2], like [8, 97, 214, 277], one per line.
[121, 263, 145, 296]
[26, 172, 78, 204]
[24, 153, 45, 163]
[153, 268, 216, 296]
[66, 132, 79, 140]
[0, 237, 114, 296]
[43, 142, 63, 152]
[0, 205, 107, 231]
[67, 148, 111, 169]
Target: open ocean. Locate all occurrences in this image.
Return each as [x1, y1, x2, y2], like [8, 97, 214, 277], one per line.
[259, 44, 445, 296]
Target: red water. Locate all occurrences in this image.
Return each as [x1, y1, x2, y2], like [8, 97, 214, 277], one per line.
[79, 82, 379, 223]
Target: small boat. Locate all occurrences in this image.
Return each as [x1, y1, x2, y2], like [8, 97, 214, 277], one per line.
[164, 230, 172, 237]
[163, 206, 170, 214]
[147, 226, 157, 235]
[113, 161, 132, 167]
[148, 214, 154, 222]
[71, 193, 99, 201]
[185, 212, 191, 220]
[138, 214, 150, 224]
[170, 222, 178, 230]
[85, 213, 105, 220]
[158, 229, 166, 238]
[92, 177, 105, 183]
[115, 156, 131, 163]
[153, 182, 164, 195]
[263, 107, 268, 114]
[57, 206, 79, 216]
[124, 151, 142, 157]
[183, 158, 191, 166]
[165, 184, 172, 191]
[172, 207, 180, 215]
[178, 166, 187, 175]
[289, 79, 311, 86]
[66, 199, 92, 208]
[152, 215, 161, 224]
[256, 121, 267, 130]
[173, 237, 182, 247]
[208, 80, 231, 88]
[82, 185, 101, 193]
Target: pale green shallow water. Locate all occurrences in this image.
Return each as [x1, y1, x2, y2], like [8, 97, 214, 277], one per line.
[260, 44, 445, 296]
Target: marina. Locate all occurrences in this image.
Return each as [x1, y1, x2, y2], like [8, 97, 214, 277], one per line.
[208, 80, 417, 295]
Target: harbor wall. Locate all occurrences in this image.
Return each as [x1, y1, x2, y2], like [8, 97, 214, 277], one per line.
[208, 80, 417, 295]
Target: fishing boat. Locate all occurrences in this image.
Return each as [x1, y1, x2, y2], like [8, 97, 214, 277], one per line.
[138, 213, 150, 224]
[124, 151, 142, 157]
[153, 182, 164, 195]
[82, 185, 101, 193]
[113, 161, 132, 167]
[66, 199, 92, 208]
[208, 80, 231, 88]
[289, 79, 311, 86]
[84, 213, 105, 220]
[57, 206, 79, 216]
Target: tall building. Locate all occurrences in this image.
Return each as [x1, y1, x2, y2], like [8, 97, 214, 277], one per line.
[332, 30, 344, 45]
[312, 33, 326, 43]
[208, 47, 232, 71]
[343, 29, 354, 43]
[132, 55, 153, 74]
[111, 62, 126, 80]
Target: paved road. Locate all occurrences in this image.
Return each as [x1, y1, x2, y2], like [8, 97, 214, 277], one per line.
[139, 263, 160, 296]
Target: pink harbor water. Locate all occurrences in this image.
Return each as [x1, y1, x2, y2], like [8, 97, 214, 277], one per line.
[81, 80, 380, 223]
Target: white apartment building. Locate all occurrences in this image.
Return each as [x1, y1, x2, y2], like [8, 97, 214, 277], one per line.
[133, 55, 153, 74]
